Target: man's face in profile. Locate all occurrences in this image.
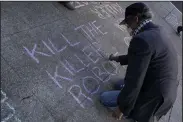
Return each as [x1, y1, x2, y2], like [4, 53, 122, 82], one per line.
[120, 15, 139, 36]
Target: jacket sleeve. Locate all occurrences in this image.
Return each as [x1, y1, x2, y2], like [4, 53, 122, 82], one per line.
[117, 36, 152, 116]
[115, 55, 128, 65]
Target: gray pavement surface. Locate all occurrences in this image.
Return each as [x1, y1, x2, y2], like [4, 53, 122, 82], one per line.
[1, 1, 182, 122]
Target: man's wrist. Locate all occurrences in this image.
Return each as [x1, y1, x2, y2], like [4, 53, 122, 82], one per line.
[114, 56, 119, 62]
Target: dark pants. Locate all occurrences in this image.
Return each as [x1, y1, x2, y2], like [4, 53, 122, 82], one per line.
[100, 80, 159, 122]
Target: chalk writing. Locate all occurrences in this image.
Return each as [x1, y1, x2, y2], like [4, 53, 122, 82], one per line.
[92, 66, 110, 82]
[2, 102, 15, 122]
[70, 2, 113, 9]
[75, 2, 88, 8]
[1, 90, 21, 122]
[86, 22, 99, 38]
[92, 20, 108, 35]
[46, 65, 73, 88]
[75, 25, 92, 40]
[65, 59, 85, 73]
[110, 3, 124, 14]
[82, 76, 100, 94]
[91, 42, 119, 78]
[70, 2, 89, 9]
[91, 41, 107, 58]
[124, 37, 132, 47]
[75, 20, 108, 40]
[60, 33, 80, 47]
[24, 41, 67, 64]
[24, 32, 82, 64]
[165, 13, 179, 27]
[92, 41, 101, 50]
[60, 61, 75, 76]
[23, 44, 51, 64]
[90, 9, 107, 19]
[68, 85, 93, 108]
[90, 3, 124, 19]
[23, 19, 120, 110]
[70, 2, 112, 9]
[82, 44, 102, 64]
[64, 59, 77, 74]
[48, 38, 68, 53]
[1, 90, 8, 103]
[74, 54, 91, 67]
[105, 4, 118, 15]
[102, 62, 118, 76]
[42, 40, 55, 55]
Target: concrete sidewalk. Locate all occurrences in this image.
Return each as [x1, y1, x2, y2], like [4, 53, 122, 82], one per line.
[1, 2, 182, 122]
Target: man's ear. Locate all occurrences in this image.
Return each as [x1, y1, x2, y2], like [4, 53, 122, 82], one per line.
[134, 16, 139, 23]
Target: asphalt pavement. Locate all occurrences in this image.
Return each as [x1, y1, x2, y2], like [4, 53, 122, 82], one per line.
[1, 2, 182, 122]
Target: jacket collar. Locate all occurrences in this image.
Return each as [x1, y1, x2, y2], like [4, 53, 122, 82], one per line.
[132, 20, 158, 36]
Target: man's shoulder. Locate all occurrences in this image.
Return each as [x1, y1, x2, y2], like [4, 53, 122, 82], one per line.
[134, 26, 165, 45]
[132, 27, 163, 51]
[137, 27, 160, 38]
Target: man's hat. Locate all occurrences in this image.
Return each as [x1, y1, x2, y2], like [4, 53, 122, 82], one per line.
[120, 2, 150, 25]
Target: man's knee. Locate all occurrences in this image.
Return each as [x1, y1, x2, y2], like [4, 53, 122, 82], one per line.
[100, 91, 119, 107]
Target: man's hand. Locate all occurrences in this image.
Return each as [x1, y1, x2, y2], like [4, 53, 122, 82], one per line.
[109, 54, 119, 61]
[112, 107, 123, 120]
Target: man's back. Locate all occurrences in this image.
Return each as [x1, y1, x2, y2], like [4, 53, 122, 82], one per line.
[137, 22, 178, 92]
[132, 22, 178, 120]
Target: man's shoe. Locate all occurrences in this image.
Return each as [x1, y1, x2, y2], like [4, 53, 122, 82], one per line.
[62, 2, 75, 10]
[177, 26, 183, 36]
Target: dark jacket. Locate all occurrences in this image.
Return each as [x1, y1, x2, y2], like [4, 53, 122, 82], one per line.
[116, 22, 178, 122]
